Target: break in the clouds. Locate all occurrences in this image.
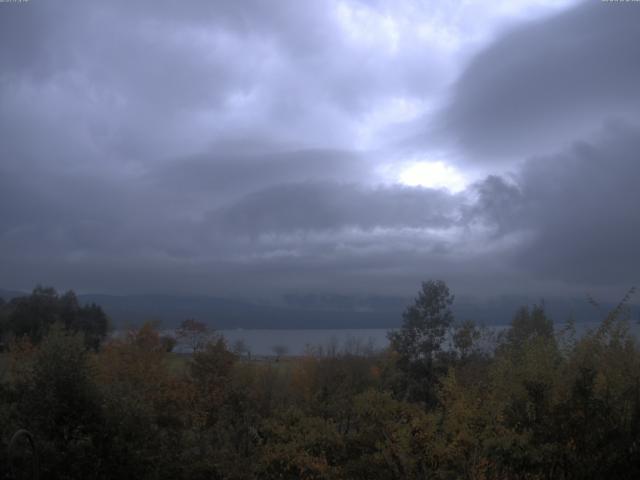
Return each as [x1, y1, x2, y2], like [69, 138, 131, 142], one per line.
[0, 0, 638, 301]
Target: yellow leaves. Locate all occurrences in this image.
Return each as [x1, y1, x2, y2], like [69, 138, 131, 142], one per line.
[259, 409, 344, 480]
[435, 370, 497, 479]
[95, 322, 200, 432]
[349, 389, 437, 477]
[4, 297, 640, 479]
[563, 316, 640, 415]
[5, 335, 37, 383]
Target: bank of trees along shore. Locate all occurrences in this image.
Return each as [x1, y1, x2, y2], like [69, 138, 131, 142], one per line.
[1, 281, 639, 479]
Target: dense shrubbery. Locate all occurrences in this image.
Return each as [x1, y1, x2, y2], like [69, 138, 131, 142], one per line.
[1, 281, 639, 479]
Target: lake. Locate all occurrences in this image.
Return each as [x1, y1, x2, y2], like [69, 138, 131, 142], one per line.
[162, 321, 640, 356]
[189, 328, 391, 356]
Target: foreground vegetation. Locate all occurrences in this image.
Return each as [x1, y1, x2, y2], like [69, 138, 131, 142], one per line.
[1, 282, 639, 479]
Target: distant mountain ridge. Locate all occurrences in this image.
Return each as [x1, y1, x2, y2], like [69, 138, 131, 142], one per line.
[2, 288, 638, 330]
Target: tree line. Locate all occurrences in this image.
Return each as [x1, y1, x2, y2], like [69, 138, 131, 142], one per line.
[0, 281, 639, 479]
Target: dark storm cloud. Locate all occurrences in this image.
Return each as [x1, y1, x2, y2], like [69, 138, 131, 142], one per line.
[0, 164, 473, 295]
[440, 0, 640, 162]
[1, 0, 638, 300]
[152, 148, 369, 200]
[513, 122, 640, 285]
[208, 182, 459, 235]
[464, 175, 523, 236]
[467, 121, 640, 289]
[0, 168, 172, 257]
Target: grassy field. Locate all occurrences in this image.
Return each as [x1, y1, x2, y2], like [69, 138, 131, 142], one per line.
[0, 349, 301, 383]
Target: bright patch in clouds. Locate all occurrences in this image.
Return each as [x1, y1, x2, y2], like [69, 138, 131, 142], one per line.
[335, 2, 400, 53]
[356, 96, 425, 149]
[398, 161, 468, 192]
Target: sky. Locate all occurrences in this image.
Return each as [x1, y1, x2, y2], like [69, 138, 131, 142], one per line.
[1, 0, 639, 301]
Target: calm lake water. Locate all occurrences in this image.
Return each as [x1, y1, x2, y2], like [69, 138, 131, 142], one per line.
[158, 321, 640, 356]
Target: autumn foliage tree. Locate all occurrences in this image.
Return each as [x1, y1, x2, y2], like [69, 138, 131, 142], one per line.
[1, 282, 639, 479]
[176, 318, 211, 353]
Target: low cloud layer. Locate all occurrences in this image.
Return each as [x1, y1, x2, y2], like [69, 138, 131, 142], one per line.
[1, 0, 638, 302]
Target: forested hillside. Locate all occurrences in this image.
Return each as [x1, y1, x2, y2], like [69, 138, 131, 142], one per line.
[1, 281, 639, 479]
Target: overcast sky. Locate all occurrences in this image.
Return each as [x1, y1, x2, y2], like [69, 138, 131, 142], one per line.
[1, 0, 639, 301]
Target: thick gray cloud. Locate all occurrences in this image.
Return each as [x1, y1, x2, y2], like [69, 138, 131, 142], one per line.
[0, 0, 638, 302]
[440, 1, 640, 163]
[208, 182, 459, 235]
[512, 122, 640, 286]
[151, 148, 369, 202]
[464, 120, 640, 284]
